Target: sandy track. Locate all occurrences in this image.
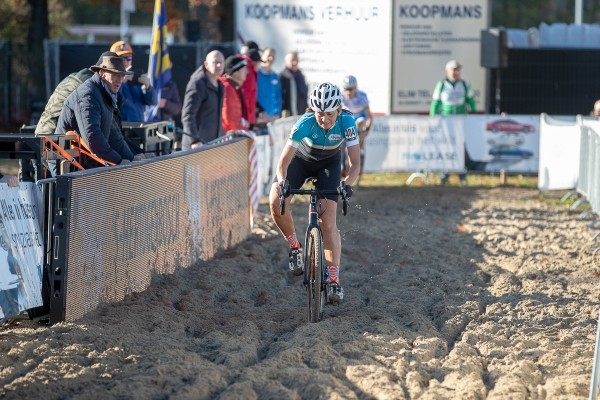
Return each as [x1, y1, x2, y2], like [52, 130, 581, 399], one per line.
[1, 186, 598, 399]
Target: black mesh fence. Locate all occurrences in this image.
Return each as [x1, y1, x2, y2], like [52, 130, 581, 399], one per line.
[489, 48, 600, 116]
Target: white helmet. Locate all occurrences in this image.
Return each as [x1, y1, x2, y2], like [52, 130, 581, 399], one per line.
[309, 82, 342, 112]
[343, 75, 357, 89]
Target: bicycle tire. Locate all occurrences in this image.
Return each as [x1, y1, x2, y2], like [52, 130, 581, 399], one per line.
[306, 227, 325, 323]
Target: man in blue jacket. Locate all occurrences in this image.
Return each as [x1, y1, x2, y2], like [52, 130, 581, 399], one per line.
[110, 40, 157, 122]
[56, 52, 141, 168]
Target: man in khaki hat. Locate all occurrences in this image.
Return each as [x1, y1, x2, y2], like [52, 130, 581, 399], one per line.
[55, 51, 143, 169]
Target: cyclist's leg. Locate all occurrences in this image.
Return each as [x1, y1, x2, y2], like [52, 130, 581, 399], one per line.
[318, 198, 341, 266]
[269, 157, 308, 235]
[269, 157, 310, 274]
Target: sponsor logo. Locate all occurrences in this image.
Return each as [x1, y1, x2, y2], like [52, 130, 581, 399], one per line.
[345, 127, 358, 140]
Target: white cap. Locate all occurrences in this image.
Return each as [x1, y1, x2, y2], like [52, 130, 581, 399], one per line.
[445, 60, 462, 70]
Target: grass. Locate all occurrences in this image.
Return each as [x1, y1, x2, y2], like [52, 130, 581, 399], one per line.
[358, 171, 539, 189]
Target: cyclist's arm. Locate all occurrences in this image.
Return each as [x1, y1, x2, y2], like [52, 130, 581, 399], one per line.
[276, 143, 297, 183]
[345, 144, 361, 186]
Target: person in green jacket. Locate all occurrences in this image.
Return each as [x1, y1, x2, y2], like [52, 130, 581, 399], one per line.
[35, 68, 94, 135]
[429, 60, 476, 185]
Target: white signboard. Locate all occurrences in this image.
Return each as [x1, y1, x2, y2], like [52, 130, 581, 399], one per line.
[0, 183, 44, 320]
[235, 0, 392, 114]
[365, 115, 464, 172]
[392, 0, 489, 113]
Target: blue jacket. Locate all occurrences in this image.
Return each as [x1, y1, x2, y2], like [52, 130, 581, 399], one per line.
[119, 82, 158, 122]
[56, 73, 134, 165]
[257, 68, 282, 118]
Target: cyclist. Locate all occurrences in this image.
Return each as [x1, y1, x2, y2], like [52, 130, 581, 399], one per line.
[341, 75, 372, 184]
[269, 82, 360, 304]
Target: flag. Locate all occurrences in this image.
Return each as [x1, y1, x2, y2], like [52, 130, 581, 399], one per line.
[146, 0, 172, 121]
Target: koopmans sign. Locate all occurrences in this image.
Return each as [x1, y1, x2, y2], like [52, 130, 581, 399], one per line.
[235, 0, 488, 115]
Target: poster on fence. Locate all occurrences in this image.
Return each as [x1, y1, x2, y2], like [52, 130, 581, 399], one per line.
[365, 115, 465, 172]
[0, 182, 44, 320]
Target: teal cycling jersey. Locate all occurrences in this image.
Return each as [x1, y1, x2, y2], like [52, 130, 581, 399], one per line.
[288, 111, 360, 162]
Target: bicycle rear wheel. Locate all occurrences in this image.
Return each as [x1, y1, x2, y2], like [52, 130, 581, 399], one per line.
[306, 227, 325, 323]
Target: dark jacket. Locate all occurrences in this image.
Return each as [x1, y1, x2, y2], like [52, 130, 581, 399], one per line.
[181, 65, 224, 149]
[280, 67, 308, 116]
[35, 68, 94, 134]
[119, 81, 158, 122]
[149, 80, 182, 122]
[56, 73, 135, 165]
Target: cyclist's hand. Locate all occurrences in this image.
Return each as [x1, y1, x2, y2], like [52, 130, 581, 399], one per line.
[277, 179, 290, 198]
[343, 183, 353, 199]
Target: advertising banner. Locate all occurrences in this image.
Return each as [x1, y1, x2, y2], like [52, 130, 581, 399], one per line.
[365, 115, 464, 172]
[464, 114, 540, 173]
[0, 183, 44, 320]
[392, 0, 489, 113]
[235, 0, 392, 114]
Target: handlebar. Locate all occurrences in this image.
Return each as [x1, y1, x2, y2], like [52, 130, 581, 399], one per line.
[279, 181, 350, 216]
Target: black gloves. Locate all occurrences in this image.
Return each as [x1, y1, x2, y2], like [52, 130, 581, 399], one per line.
[343, 183, 353, 199]
[278, 179, 290, 198]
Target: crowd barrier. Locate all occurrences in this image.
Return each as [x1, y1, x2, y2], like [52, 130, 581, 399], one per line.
[0, 138, 254, 323]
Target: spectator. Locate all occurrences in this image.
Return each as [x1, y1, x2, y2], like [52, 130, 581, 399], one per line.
[592, 99, 600, 117]
[110, 40, 158, 122]
[257, 47, 282, 121]
[219, 55, 249, 132]
[55, 52, 142, 168]
[239, 40, 261, 127]
[148, 80, 182, 123]
[147, 79, 182, 153]
[280, 51, 308, 117]
[29, 67, 94, 179]
[181, 50, 225, 150]
[429, 59, 476, 185]
[35, 68, 94, 135]
[341, 75, 372, 184]
[0, 174, 18, 187]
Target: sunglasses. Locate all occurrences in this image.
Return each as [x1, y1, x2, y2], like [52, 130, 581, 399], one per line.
[123, 56, 133, 61]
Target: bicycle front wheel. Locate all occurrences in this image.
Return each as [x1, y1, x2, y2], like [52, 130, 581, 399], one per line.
[306, 227, 325, 323]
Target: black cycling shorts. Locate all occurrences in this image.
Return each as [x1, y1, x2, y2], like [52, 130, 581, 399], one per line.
[285, 154, 342, 201]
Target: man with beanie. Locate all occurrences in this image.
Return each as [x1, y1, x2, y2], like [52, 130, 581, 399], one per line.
[238, 40, 261, 127]
[219, 55, 249, 132]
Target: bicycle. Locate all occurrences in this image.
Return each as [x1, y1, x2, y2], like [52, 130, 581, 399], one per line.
[279, 178, 350, 323]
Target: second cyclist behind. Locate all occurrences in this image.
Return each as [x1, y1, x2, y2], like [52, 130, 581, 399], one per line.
[341, 75, 372, 185]
[269, 82, 361, 304]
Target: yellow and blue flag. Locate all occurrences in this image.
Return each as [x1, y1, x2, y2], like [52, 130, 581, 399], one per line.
[146, 0, 171, 120]
[148, 0, 171, 88]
